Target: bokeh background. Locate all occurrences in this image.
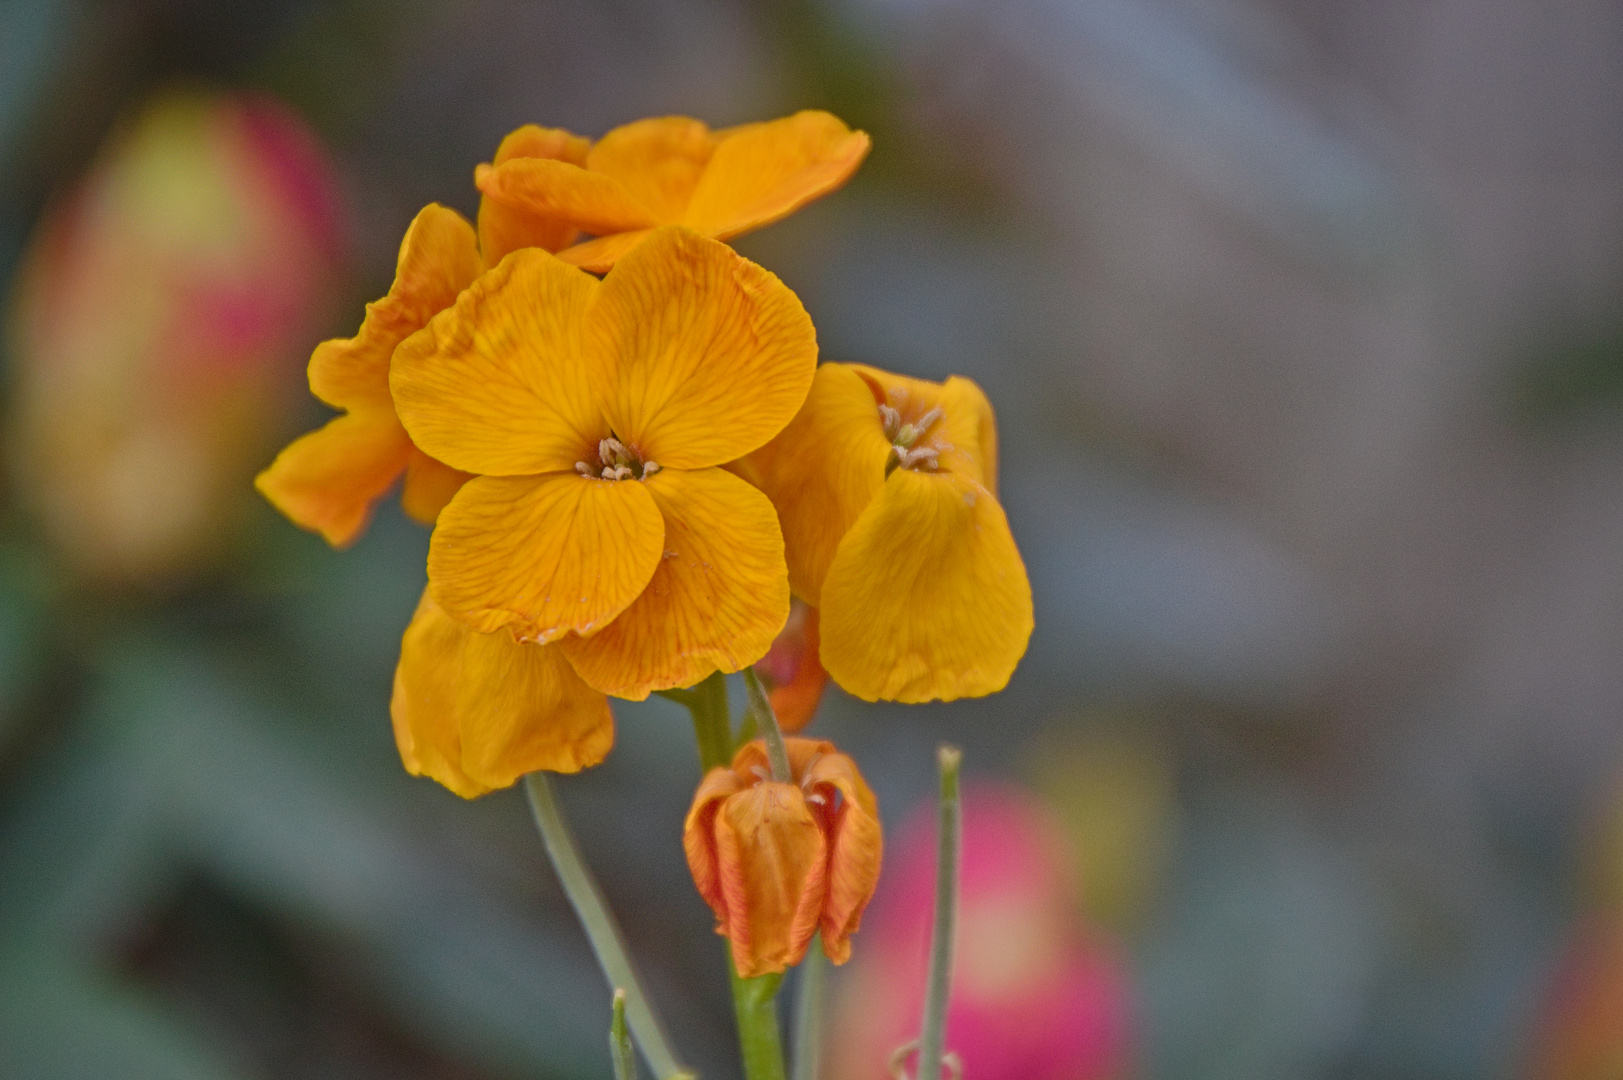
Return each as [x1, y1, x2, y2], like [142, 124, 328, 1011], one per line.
[3, 0, 1623, 1077]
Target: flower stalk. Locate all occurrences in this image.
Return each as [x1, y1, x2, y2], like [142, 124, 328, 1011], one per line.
[792, 939, 827, 1080]
[915, 746, 962, 1080]
[610, 989, 637, 1080]
[523, 772, 688, 1080]
[743, 667, 793, 782]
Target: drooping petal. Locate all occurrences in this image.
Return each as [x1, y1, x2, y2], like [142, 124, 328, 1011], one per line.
[589, 227, 817, 469]
[310, 204, 481, 412]
[428, 472, 664, 640]
[682, 111, 871, 240]
[558, 466, 788, 699]
[713, 782, 828, 977]
[391, 589, 615, 799]
[391, 248, 607, 476]
[804, 750, 883, 963]
[684, 767, 747, 921]
[819, 469, 1033, 702]
[744, 363, 892, 604]
[585, 116, 717, 222]
[555, 229, 654, 274]
[476, 124, 590, 265]
[399, 449, 471, 525]
[475, 157, 658, 237]
[254, 410, 413, 547]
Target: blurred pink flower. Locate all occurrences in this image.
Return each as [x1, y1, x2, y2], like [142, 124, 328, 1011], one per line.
[829, 782, 1133, 1080]
[6, 90, 343, 585]
[1523, 916, 1623, 1080]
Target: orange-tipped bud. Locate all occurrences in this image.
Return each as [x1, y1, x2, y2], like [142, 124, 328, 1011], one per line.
[683, 737, 881, 978]
[754, 600, 829, 733]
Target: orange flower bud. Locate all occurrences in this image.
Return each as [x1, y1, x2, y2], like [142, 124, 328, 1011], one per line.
[684, 737, 881, 978]
[753, 600, 828, 733]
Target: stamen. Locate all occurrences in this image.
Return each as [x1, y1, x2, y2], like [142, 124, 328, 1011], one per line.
[750, 765, 771, 783]
[611, 465, 633, 481]
[901, 447, 938, 469]
[575, 461, 595, 477]
[878, 403, 902, 441]
[598, 438, 616, 465]
[642, 461, 661, 477]
[914, 406, 943, 436]
[895, 423, 918, 448]
[600, 466, 617, 479]
[807, 792, 827, 805]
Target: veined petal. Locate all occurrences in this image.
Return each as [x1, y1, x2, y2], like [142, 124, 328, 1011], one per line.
[476, 125, 591, 265]
[744, 363, 892, 604]
[555, 229, 653, 274]
[311, 204, 480, 411]
[820, 469, 1033, 702]
[714, 782, 828, 977]
[559, 467, 788, 699]
[428, 472, 664, 640]
[682, 111, 870, 240]
[589, 227, 817, 469]
[392, 249, 606, 476]
[475, 157, 658, 236]
[803, 750, 882, 964]
[400, 449, 471, 525]
[391, 589, 614, 799]
[586, 116, 717, 223]
[939, 375, 999, 496]
[254, 410, 412, 547]
[684, 767, 747, 921]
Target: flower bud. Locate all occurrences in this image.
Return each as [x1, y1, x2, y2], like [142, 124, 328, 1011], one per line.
[6, 91, 342, 585]
[684, 737, 881, 978]
[753, 599, 828, 733]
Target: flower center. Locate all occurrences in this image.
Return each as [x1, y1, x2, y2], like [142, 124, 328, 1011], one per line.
[880, 402, 944, 474]
[575, 436, 661, 481]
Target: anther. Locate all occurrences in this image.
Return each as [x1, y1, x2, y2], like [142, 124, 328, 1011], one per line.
[600, 466, 617, 479]
[750, 765, 771, 783]
[642, 461, 661, 477]
[575, 461, 595, 477]
[878, 403, 902, 440]
[612, 465, 633, 481]
[914, 406, 943, 436]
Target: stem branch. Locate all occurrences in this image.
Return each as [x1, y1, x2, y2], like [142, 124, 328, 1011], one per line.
[916, 746, 962, 1080]
[743, 668, 793, 782]
[791, 938, 826, 1080]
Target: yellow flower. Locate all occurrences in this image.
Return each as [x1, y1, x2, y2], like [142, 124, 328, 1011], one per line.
[391, 588, 613, 797]
[475, 111, 869, 272]
[744, 363, 1033, 703]
[684, 738, 881, 978]
[390, 225, 817, 699]
[256, 126, 589, 546]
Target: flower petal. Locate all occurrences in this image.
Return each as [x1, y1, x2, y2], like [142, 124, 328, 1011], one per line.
[939, 375, 999, 495]
[756, 601, 828, 733]
[475, 157, 658, 237]
[804, 750, 882, 964]
[311, 204, 480, 411]
[392, 249, 606, 476]
[682, 111, 870, 240]
[555, 229, 653, 273]
[743, 363, 892, 604]
[819, 469, 1033, 702]
[558, 466, 788, 699]
[428, 472, 664, 640]
[400, 448, 471, 525]
[585, 116, 717, 223]
[589, 227, 817, 469]
[476, 124, 591, 265]
[684, 767, 747, 922]
[391, 589, 614, 799]
[714, 782, 827, 977]
[254, 410, 412, 547]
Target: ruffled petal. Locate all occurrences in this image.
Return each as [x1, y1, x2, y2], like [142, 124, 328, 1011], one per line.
[714, 782, 827, 977]
[803, 751, 882, 964]
[589, 227, 817, 469]
[476, 124, 591, 264]
[684, 767, 747, 921]
[391, 249, 606, 476]
[311, 204, 480, 411]
[558, 466, 788, 699]
[254, 410, 413, 547]
[475, 157, 658, 236]
[391, 589, 615, 799]
[428, 472, 664, 641]
[819, 469, 1033, 702]
[744, 363, 892, 604]
[555, 229, 653, 274]
[585, 116, 717, 222]
[399, 449, 471, 525]
[682, 111, 870, 240]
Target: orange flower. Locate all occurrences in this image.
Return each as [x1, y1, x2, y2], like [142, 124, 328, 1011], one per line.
[390, 225, 816, 699]
[753, 600, 828, 733]
[391, 588, 612, 797]
[745, 363, 1033, 703]
[684, 738, 881, 978]
[256, 126, 589, 546]
[475, 111, 869, 272]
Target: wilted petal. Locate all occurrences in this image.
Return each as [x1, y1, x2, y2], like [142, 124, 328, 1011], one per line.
[713, 782, 828, 977]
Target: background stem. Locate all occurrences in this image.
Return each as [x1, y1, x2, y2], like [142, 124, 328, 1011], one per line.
[610, 989, 637, 1080]
[916, 746, 962, 1080]
[791, 939, 826, 1080]
[524, 773, 687, 1080]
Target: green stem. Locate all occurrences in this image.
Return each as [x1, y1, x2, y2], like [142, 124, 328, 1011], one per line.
[610, 989, 637, 1080]
[684, 670, 790, 1080]
[916, 746, 962, 1080]
[731, 966, 789, 1080]
[524, 773, 688, 1080]
[791, 939, 826, 1080]
[742, 668, 793, 782]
